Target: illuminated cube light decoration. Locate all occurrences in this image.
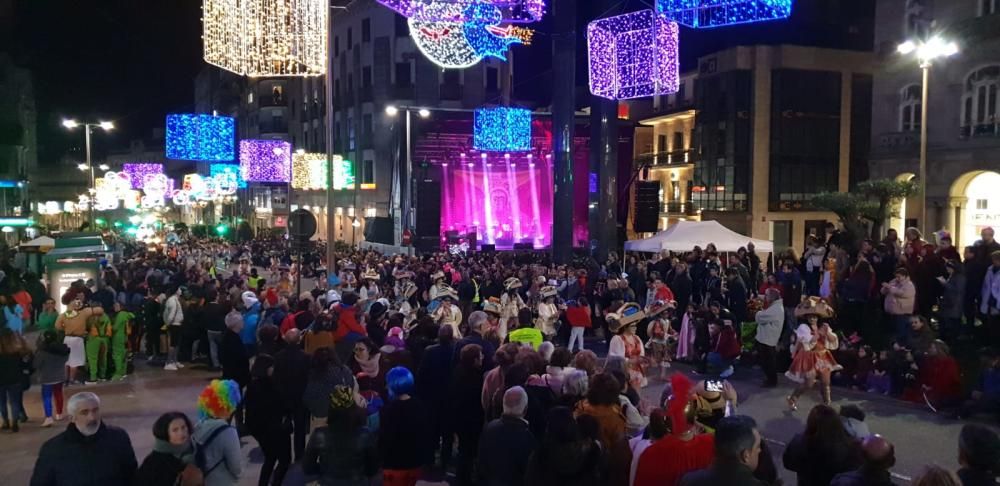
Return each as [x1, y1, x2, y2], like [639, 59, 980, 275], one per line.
[291, 152, 329, 190]
[377, 0, 545, 23]
[587, 9, 680, 100]
[656, 0, 792, 28]
[473, 107, 532, 152]
[239, 140, 292, 183]
[121, 163, 164, 189]
[202, 0, 328, 76]
[210, 163, 247, 189]
[166, 114, 236, 162]
[332, 157, 356, 190]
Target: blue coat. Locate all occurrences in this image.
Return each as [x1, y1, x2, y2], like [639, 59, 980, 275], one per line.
[241, 302, 261, 345]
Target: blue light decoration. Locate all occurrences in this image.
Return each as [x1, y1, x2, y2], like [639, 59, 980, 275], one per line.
[377, 0, 545, 24]
[165, 114, 236, 161]
[210, 163, 247, 189]
[656, 0, 792, 28]
[588, 9, 680, 100]
[463, 3, 521, 60]
[473, 106, 532, 152]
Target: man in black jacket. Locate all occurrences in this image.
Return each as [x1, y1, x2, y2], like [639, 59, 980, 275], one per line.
[478, 386, 536, 486]
[202, 290, 230, 370]
[453, 311, 496, 371]
[416, 326, 456, 470]
[31, 392, 137, 486]
[274, 328, 311, 461]
[680, 415, 764, 486]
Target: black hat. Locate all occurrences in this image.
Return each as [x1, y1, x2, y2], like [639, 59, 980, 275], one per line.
[369, 301, 387, 321]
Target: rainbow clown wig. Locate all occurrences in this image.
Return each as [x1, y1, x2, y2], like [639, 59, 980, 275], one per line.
[198, 379, 241, 420]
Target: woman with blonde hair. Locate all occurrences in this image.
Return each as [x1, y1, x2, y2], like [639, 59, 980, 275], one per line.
[912, 465, 961, 486]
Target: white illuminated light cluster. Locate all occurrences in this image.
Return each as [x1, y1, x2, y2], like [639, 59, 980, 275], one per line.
[292, 152, 330, 190]
[897, 36, 959, 66]
[172, 173, 239, 206]
[93, 172, 134, 211]
[202, 0, 328, 77]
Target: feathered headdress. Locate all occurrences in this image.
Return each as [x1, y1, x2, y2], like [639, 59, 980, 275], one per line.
[667, 373, 694, 436]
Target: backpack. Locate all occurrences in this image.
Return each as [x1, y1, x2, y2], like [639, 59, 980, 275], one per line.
[194, 424, 232, 476]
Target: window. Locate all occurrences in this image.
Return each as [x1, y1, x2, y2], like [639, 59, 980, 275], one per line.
[362, 66, 372, 88]
[673, 131, 685, 151]
[348, 117, 355, 150]
[347, 28, 353, 47]
[247, 92, 254, 104]
[677, 82, 686, 104]
[334, 36, 340, 55]
[347, 74, 353, 95]
[961, 66, 1000, 136]
[334, 121, 341, 151]
[363, 113, 373, 138]
[904, 0, 928, 38]
[899, 84, 922, 132]
[486, 67, 499, 91]
[977, 198, 989, 210]
[657, 134, 667, 152]
[396, 62, 413, 85]
[395, 14, 408, 37]
[981, 0, 998, 16]
[362, 18, 371, 42]
[362, 159, 375, 186]
[442, 70, 460, 86]
[335, 79, 341, 97]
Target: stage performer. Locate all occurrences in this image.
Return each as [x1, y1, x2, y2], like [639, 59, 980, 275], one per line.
[607, 303, 648, 389]
[535, 286, 560, 340]
[645, 302, 676, 381]
[499, 278, 525, 340]
[432, 287, 463, 339]
[785, 314, 842, 410]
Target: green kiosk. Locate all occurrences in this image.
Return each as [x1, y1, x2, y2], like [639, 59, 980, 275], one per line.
[43, 233, 108, 312]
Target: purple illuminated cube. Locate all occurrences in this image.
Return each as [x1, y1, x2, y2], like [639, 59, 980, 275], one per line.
[588, 9, 679, 100]
[239, 140, 291, 183]
[656, 0, 793, 29]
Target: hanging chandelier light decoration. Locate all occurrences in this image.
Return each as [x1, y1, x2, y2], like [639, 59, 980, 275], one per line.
[588, 9, 680, 100]
[202, 0, 328, 77]
[656, 0, 793, 28]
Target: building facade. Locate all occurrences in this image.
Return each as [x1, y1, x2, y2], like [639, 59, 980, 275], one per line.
[633, 45, 873, 252]
[869, 0, 1000, 249]
[0, 53, 35, 221]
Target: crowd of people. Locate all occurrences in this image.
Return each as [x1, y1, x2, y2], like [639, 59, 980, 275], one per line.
[0, 222, 999, 485]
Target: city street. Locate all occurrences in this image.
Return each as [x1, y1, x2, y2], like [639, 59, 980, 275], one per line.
[1, 345, 993, 485]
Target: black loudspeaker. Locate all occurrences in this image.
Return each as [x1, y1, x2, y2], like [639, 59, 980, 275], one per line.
[416, 180, 442, 239]
[513, 242, 534, 250]
[415, 236, 440, 253]
[634, 181, 661, 233]
[364, 217, 394, 245]
[445, 230, 460, 244]
[480, 244, 495, 253]
[467, 231, 478, 251]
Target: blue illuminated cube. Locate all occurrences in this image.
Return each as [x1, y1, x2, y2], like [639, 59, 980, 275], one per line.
[210, 163, 247, 189]
[166, 114, 236, 161]
[588, 9, 679, 101]
[473, 107, 532, 152]
[656, 0, 792, 28]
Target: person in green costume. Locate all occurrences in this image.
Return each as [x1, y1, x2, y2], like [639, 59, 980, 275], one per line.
[35, 299, 59, 334]
[84, 303, 112, 384]
[110, 301, 134, 381]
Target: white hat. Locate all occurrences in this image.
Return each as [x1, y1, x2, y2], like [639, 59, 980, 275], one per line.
[241, 291, 259, 310]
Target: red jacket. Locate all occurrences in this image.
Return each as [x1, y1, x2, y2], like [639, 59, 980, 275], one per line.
[331, 304, 366, 341]
[565, 306, 592, 328]
[711, 326, 741, 360]
[634, 433, 715, 486]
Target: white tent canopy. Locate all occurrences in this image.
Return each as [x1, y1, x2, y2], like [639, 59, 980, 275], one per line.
[625, 221, 774, 253]
[18, 236, 55, 248]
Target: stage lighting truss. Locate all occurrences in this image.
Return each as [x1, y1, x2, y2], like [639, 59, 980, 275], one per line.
[239, 140, 292, 183]
[588, 9, 680, 100]
[656, 0, 792, 28]
[474, 106, 532, 152]
[378, 0, 545, 23]
[202, 0, 328, 77]
[166, 114, 236, 162]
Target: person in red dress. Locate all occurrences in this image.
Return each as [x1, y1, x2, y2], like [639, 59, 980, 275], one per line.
[786, 314, 842, 410]
[634, 373, 715, 486]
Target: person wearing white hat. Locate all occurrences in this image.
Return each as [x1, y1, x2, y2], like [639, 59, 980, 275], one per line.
[432, 290, 463, 339]
[499, 278, 525, 341]
[535, 286, 560, 339]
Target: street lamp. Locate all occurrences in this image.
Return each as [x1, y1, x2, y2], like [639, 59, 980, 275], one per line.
[62, 118, 115, 228]
[385, 105, 431, 245]
[897, 35, 958, 233]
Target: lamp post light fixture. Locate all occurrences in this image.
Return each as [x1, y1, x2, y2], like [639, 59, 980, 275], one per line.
[385, 105, 432, 246]
[63, 118, 115, 228]
[897, 35, 958, 234]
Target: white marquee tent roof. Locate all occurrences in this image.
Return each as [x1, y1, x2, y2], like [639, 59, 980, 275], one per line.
[625, 220, 773, 253]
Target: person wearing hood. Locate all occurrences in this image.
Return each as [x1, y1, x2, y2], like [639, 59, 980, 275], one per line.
[366, 301, 389, 348]
[244, 355, 291, 486]
[192, 380, 243, 486]
[240, 291, 262, 357]
[526, 406, 606, 486]
[30, 392, 138, 486]
[349, 338, 386, 397]
[135, 412, 203, 486]
[33, 330, 70, 427]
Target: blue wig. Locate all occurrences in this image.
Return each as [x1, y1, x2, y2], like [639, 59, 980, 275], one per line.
[386, 366, 415, 401]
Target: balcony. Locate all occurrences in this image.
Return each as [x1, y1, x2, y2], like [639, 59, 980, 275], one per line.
[258, 120, 289, 134]
[662, 202, 699, 216]
[635, 149, 697, 168]
[258, 94, 287, 108]
[874, 131, 919, 153]
[960, 123, 1000, 139]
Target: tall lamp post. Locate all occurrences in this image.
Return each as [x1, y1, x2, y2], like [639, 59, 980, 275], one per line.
[63, 119, 114, 229]
[897, 36, 958, 234]
[385, 105, 430, 246]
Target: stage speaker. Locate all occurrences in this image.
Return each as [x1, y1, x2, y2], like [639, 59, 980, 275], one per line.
[480, 243, 495, 253]
[634, 181, 661, 233]
[416, 180, 442, 239]
[364, 217, 394, 245]
[445, 230, 460, 244]
[414, 236, 440, 253]
[467, 231, 478, 252]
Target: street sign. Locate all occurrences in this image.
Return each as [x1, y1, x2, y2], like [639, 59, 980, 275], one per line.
[288, 209, 317, 240]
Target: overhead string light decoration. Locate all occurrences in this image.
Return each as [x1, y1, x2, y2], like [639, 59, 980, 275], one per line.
[588, 9, 680, 100]
[166, 114, 236, 162]
[210, 163, 247, 189]
[474, 106, 532, 152]
[378, 0, 545, 23]
[240, 140, 292, 183]
[656, 0, 792, 28]
[121, 163, 164, 190]
[202, 0, 328, 76]
[291, 152, 329, 190]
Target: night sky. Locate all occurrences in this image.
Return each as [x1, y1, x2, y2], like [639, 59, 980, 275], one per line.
[6, 0, 872, 165]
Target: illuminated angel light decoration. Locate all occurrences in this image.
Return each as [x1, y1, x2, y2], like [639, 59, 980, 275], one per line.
[656, 0, 792, 28]
[166, 114, 235, 162]
[588, 9, 680, 100]
[202, 0, 328, 76]
[407, 1, 534, 68]
[121, 163, 164, 189]
[473, 106, 532, 152]
[378, 0, 545, 23]
[210, 164, 247, 189]
[292, 152, 329, 190]
[240, 140, 292, 183]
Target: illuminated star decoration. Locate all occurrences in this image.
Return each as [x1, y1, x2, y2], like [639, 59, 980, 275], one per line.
[202, 0, 328, 76]
[239, 140, 292, 183]
[377, 0, 545, 23]
[473, 106, 532, 152]
[292, 152, 329, 190]
[166, 114, 236, 162]
[656, 0, 792, 28]
[588, 9, 680, 100]
[463, 3, 522, 60]
[121, 163, 164, 189]
[210, 163, 247, 189]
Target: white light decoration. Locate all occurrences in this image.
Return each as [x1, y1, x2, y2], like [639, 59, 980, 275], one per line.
[292, 152, 329, 190]
[202, 0, 328, 77]
[93, 172, 134, 211]
[407, 1, 527, 68]
[410, 18, 483, 68]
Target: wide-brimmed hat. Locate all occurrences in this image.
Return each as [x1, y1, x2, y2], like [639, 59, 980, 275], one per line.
[646, 300, 674, 318]
[482, 297, 502, 316]
[794, 296, 835, 319]
[400, 281, 418, 299]
[606, 302, 645, 333]
[395, 270, 414, 280]
[436, 284, 458, 301]
[539, 286, 558, 300]
[504, 277, 522, 290]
